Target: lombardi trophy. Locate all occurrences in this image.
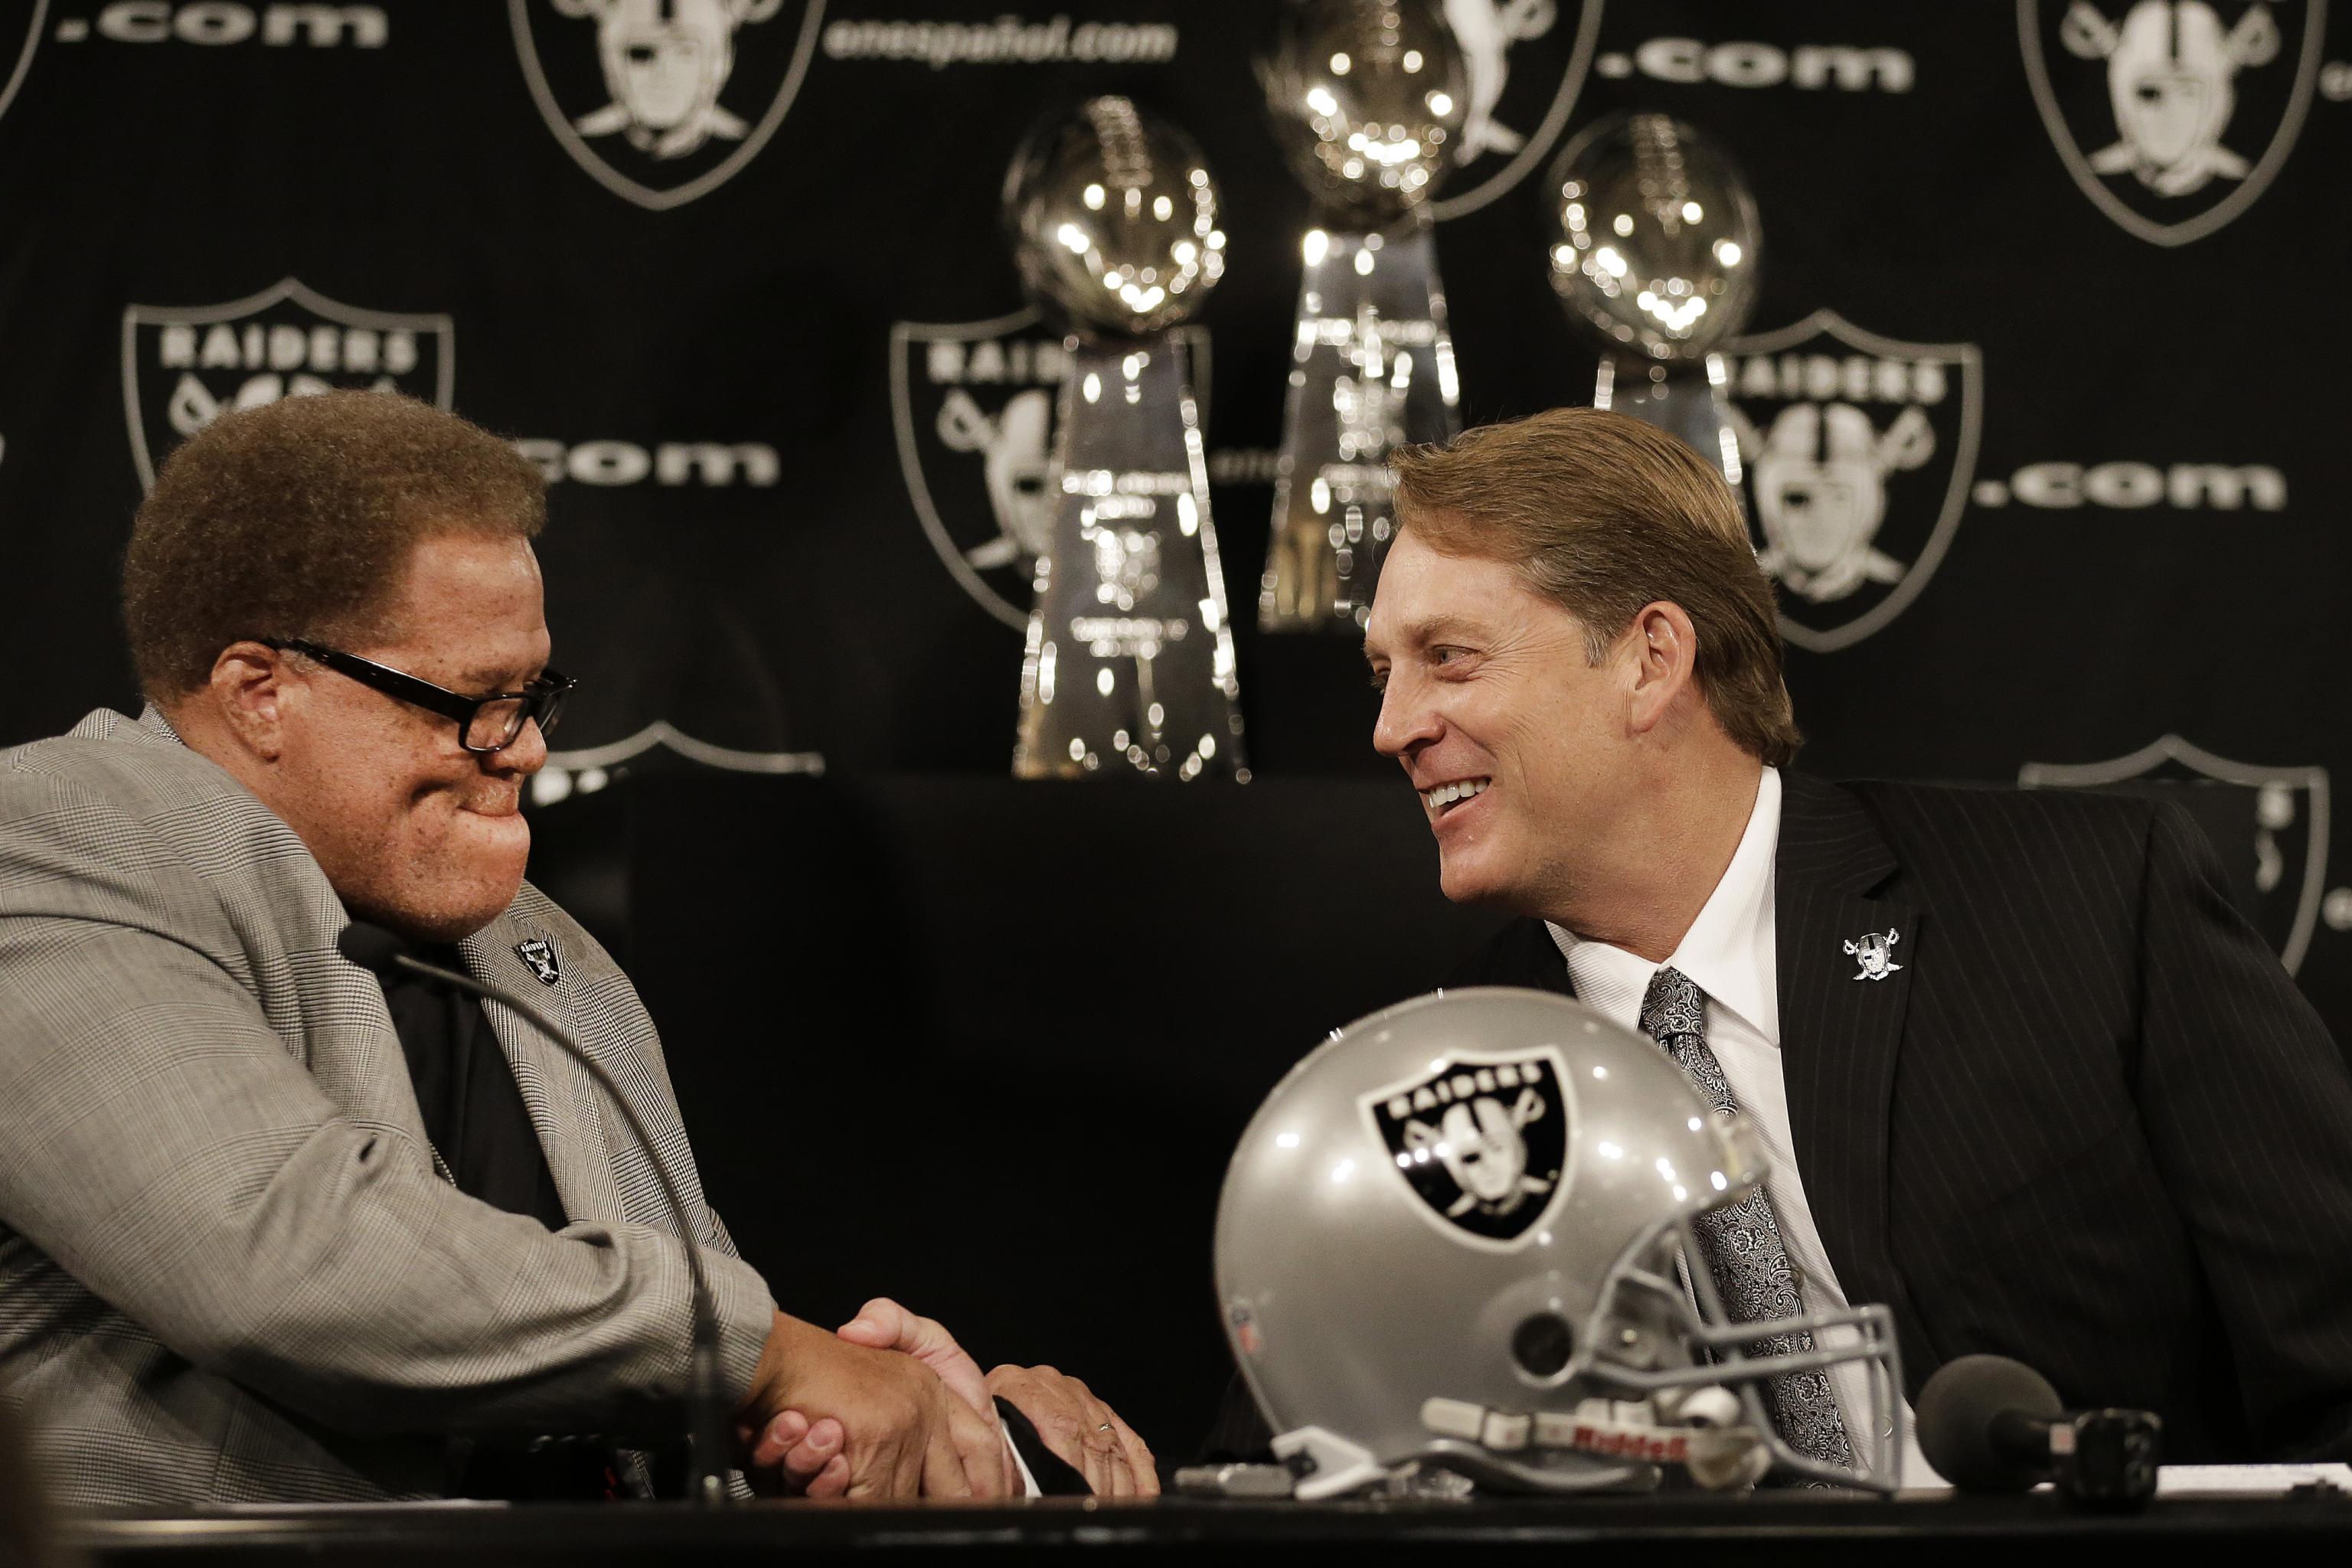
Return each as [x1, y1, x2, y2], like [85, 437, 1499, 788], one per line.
[1259, 0, 1467, 634]
[1004, 96, 1247, 780]
[1547, 112, 1760, 485]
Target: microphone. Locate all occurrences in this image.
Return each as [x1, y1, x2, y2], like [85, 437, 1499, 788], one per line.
[1916, 1354, 2161, 1507]
[337, 922, 734, 1506]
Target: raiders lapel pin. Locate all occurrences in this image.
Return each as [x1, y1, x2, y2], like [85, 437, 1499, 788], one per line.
[515, 938, 562, 987]
[1843, 929, 1902, 982]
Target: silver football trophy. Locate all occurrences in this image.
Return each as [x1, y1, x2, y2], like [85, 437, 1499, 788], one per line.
[1547, 113, 1760, 485]
[1258, 0, 1466, 634]
[1003, 96, 1247, 781]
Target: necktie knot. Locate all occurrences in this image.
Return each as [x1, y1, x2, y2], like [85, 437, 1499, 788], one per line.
[1639, 964, 1707, 1044]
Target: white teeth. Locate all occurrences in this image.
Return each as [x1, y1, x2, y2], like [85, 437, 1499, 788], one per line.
[1422, 778, 1491, 810]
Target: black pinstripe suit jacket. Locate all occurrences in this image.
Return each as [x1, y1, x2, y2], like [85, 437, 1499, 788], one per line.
[1449, 770, 2352, 1462]
[1201, 769, 2352, 1465]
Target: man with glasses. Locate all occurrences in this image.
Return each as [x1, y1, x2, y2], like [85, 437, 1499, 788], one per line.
[0, 392, 1153, 1506]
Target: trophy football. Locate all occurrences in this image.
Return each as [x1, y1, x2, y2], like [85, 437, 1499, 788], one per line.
[1547, 113, 1760, 485]
[1003, 96, 1247, 782]
[1258, 0, 1467, 634]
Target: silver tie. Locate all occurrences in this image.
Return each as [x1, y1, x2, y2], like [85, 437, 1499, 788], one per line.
[1638, 965, 1856, 1475]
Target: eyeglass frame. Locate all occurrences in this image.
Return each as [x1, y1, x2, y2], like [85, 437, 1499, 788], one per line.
[261, 637, 577, 756]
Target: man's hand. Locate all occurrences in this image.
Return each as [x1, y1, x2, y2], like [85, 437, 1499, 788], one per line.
[837, 1298, 995, 1416]
[735, 1312, 1008, 1501]
[985, 1364, 1158, 1498]
[754, 1298, 1014, 1500]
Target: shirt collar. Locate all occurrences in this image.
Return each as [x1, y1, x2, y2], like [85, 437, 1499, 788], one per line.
[1547, 766, 1782, 1044]
[136, 703, 185, 746]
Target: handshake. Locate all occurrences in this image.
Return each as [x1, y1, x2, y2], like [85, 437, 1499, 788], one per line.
[733, 1298, 1157, 1500]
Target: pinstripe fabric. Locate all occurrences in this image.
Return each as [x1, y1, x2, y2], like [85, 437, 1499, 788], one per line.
[1452, 771, 2352, 1462]
[0, 708, 779, 1507]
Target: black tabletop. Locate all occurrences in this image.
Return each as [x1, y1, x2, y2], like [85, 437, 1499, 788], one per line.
[57, 1488, 2352, 1566]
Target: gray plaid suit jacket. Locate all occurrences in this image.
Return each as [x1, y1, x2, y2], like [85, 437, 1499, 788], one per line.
[0, 707, 778, 1508]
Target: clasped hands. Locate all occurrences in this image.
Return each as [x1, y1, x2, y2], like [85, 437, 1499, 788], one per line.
[733, 1298, 1156, 1501]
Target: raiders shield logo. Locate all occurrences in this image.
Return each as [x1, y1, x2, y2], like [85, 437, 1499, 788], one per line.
[511, 0, 826, 211]
[891, 307, 1210, 629]
[0, 1, 42, 127]
[1718, 310, 1983, 654]
[2020, 0, 2325, 246]
[120, 278, 455, 492]
[1430, 0, 1604, 221]
[515, 937, 564, 986]
[2021, 735, 2330, 974]
[1364, 1047, 1572, 1248]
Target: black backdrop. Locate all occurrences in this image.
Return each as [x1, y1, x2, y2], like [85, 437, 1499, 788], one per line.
[3, 0, 2349, 1459]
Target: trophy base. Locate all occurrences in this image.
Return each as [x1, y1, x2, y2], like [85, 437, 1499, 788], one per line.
[1594, 353, 1743, 488]
[1260, 220, 1459, 637]
[1013, 335, 1246, 782]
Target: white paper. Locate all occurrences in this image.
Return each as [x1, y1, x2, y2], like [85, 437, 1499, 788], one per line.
[2154, 1463, 2352, 1496]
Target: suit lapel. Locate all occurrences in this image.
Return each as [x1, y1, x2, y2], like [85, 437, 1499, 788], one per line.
[459, 914, 618, 1226]
[1774, 773, 1922, 1357]
[302, 935, 446, 1173]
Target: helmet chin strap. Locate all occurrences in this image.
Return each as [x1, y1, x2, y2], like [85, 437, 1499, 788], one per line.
[1269, 1426, 1390, 1501]
[1269, 1387, 1774, 1499]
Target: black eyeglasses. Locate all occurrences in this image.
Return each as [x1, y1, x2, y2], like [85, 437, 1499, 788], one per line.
[265, 639, 576, 755]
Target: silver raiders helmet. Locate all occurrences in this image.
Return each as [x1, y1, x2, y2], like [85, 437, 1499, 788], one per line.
[1214, 986, 1901, 1498]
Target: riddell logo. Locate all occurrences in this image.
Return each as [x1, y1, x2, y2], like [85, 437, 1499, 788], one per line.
[1594, 36, 1915, 92]
[51, 3, 387, 45]
[1569, 1423, 1689, 1464]
[1970, 460, 2285, 510]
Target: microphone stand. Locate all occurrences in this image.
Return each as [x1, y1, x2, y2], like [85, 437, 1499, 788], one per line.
[376, 944, 734, 1506]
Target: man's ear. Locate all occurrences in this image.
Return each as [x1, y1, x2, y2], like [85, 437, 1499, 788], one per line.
[204, 641, 295, 762]
[1624, 601, 1700, 737]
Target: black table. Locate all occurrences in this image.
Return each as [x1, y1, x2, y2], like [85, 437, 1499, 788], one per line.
[60, 1489, 2352, 1566]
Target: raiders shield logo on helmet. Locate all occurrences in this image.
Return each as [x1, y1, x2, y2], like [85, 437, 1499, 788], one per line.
[1364, 1047, 1572, 1248]
[2021, 735, 2331, 974]
[511, 0, 826, 211]
[120, 278, 455, 492]
[1718, 310, 1983, 654]
[2020, 0, 2324, 245]
[1429, 0, 1604, 220]
[891, 307, 1211, 628]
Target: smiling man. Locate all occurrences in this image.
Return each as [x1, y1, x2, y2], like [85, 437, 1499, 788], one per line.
[0, 392, 1148, 1507]
[1312, 406, 2352, 1484]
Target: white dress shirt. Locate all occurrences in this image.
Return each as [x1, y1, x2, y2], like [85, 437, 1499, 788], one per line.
[1545, 766, 1940, 1488]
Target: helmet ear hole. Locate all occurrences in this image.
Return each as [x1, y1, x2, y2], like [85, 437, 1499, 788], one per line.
[1511, 1312, 1576, 1378]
